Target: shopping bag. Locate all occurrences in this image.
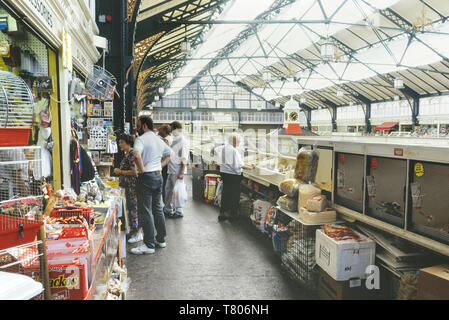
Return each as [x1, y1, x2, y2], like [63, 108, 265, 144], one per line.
[173, 179, 187, 208]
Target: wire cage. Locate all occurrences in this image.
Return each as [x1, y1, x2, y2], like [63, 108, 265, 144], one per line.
[0, 71, 35, 146]
[86, 66, 117, 100]
[0, 146, 43, 202]
[0, 241, 45, 299]
[275, 209, 320, 291]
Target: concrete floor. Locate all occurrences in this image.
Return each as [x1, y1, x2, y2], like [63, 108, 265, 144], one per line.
[126, 175, 311, 300]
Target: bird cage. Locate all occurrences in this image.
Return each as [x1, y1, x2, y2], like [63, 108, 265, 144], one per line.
[0, 146, 42, 202]
[86, 66, 117, 100]
[0, 71, 35, 147]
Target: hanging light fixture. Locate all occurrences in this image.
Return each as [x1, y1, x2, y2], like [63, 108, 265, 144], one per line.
[394, 74, 404, 89]
[181, 25, 191, 55]
[300, 96, 307, 104]
[167, 72, 174, 81]
[336, 89, 344, 98]
[232, 85, 239, 94]
[262, 70, 271, 82]
[321, 38, 335, 61]
[275, 101, 280, 108]
[349, 101, 354, 107]
[394, 95, 400, 101]
[158, 87, 165, 94]
[154, 96, 160, 101]
[191, 104, 197, 110]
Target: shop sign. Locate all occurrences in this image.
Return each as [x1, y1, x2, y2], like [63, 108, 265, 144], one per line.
[26, 0, 54, 29]
[414, 162, 424, 177]
[394, 148, 404, 156]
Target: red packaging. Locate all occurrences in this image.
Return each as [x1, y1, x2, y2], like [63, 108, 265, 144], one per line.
[24, 260, 88, 300]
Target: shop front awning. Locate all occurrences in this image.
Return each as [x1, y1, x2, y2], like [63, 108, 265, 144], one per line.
[375, 122, 399, 131]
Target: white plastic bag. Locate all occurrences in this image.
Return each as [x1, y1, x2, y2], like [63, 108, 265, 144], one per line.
[173, 179, 187, 208]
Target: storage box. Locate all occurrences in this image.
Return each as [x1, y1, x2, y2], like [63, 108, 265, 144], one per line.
[416, 265, 449, 300]
[315, 229, 376, 281]
[318, 267, 376, 300]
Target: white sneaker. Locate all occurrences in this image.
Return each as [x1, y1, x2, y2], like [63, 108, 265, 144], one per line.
[130, 244, 155, 255]
[128, 233, 143, 244]
[155, 241, 166, 248]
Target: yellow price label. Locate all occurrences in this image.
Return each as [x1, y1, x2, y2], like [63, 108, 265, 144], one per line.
[414, 163, 424, 177]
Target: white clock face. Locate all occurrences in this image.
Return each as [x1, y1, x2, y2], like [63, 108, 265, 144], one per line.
[289, 111, 299, 121]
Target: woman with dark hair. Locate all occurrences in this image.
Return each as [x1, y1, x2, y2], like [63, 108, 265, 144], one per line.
[114, 133, 141, 243]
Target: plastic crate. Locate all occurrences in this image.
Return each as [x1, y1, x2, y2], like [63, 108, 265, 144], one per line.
[0, 128, 31, 147]
[0, 215, 43, 250]
[50, 207, 94, 227]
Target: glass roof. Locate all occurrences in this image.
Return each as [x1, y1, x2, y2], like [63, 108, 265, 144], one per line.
[163, 0, 449, 105]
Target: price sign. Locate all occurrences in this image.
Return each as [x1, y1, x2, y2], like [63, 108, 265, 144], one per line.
[414, 163, 424, 177]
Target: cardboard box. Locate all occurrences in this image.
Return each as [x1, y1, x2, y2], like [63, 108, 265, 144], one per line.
[315, 229, 376, 281]
[318, 267, 376, 300]
[417, 264, 449, 300]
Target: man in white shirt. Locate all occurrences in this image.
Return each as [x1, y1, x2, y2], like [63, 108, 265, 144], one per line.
[164, 121, 190, 218]
[131, 116, 172, 255]
[214, 133, 255, 222]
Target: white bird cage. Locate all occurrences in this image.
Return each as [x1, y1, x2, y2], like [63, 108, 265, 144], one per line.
[0, 71, 34, 129]
[0, 146, 42, 202]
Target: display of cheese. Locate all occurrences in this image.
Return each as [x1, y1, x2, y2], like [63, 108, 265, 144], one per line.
[279, 179, 300, 198]
[277, 195, 298, 212]
[298, 184, 322, 211]
[306, 195, 327, 212]
[294, 148, 319, 183]
[299, 207, 336, 224]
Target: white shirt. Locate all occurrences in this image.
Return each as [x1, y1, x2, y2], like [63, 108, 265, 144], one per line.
[215, 144, 244, 175]
[134, 131, 171, 172]
[168, 135, 190, 175]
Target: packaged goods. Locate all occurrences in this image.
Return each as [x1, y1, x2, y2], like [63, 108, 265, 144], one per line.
[279, 179, 300, 197]
[306, 195, 327, 212]
[416, 265, 449, 300]
[277, 195, 297, 212]
[298, 184, 321, 210]
[299, 207, 336, 224]
[294, 148, 319, 183]
[250, 200, 272, 232]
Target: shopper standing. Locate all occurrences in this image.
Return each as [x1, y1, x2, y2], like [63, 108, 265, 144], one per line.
[114, 134, 142, 244]
[215, 133, 255, 222]
[131, 116, 172, 255]
[157, 124, 172, 205]
[164, 121, 190, 218]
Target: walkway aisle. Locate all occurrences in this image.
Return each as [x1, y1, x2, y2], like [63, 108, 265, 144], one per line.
[126, 175, 309, 300]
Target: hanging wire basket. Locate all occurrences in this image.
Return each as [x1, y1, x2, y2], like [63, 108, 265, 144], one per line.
[85, 66, 117, 100]
[0, 71, 35, 146]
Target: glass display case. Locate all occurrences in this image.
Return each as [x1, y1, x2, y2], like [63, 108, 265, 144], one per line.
[366, 156, 407, 228]
[335, 152, 364, 213]
[410, 161, 449, 244]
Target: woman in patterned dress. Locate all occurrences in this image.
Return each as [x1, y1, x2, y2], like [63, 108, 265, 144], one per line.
[114, 134, 141, 243]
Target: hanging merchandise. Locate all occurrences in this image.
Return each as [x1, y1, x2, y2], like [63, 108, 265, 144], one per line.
[85, 66, 117, 100]
[106, 125, 118, 154]
[70, 138, 82, 195]
[0, 41, 10, 57]
[366, 176, 376, 199]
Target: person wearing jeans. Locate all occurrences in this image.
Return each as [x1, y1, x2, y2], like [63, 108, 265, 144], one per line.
[164, 121, 190, 218]
[131, 116, 172, 255]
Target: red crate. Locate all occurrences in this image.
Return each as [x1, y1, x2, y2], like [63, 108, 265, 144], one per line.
[50, 208, 94, 227]
[0, 128, 31, 146]
[0, 215, 43, 250]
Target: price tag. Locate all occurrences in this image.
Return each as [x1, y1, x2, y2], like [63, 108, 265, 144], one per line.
[371, 158, 378, 170]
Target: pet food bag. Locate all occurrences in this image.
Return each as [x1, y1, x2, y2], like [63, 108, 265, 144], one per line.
[298, 184, 321, 211]
[277, 195, 298, 212]
[306, 195, 327, 212]
[279, 179, 300, 198]
[294, 148, 319, 183]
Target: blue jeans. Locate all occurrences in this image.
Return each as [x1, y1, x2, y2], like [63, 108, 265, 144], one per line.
[136, 171, 166, 249]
